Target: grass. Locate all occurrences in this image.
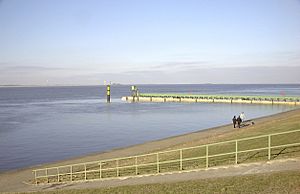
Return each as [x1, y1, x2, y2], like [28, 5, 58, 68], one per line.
[20, 170, 300, 194]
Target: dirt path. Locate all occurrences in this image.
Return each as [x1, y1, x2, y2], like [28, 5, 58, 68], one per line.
[0, 108, 299, 193]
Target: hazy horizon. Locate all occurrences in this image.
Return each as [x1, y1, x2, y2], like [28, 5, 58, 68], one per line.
[1, 66, 299, 86]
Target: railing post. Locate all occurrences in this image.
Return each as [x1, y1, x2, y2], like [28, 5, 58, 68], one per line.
[84, 164, 87, 180]
[57, 168, 59, 182]
[116, 159, 119, 177]
[34, 171, 37, 185]
[157, 153, 160, 173]
[235, 140, 238, 164]
[45, 168, 48, 183]
[70, 166, 72, 182]
[135, 156, 138, 175]
[268, 135, 271, 160]
[180, 149, 183, 170]
[99, 162, 102, 179]
[206, 145, 209, 168]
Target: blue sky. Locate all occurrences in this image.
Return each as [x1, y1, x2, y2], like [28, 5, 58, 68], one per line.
[0, 0, 300, 85]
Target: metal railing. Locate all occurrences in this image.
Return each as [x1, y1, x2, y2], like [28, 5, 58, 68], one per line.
[33, 129, 300, 185]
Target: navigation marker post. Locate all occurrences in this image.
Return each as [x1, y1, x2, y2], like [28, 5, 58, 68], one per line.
[131, 85, 139, 102]
[107, 84, 111, 103]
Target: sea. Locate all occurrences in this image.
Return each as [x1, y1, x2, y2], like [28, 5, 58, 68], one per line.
[0, 84, 299, 172]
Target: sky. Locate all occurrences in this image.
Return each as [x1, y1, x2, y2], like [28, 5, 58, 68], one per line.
[0, 0, 300, 85]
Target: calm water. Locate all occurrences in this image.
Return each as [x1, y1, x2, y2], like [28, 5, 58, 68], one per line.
[0, 84, 299, 172]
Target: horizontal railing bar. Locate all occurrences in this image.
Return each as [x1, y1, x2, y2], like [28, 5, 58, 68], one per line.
[84, 169, 100, 173]
[132, 152, 158, 158]
[36, 175, 53, 179]
[36, 174, 59, 178]
[115, 165, 136, 170]
[182, 155, 207, 161]
[34, 162, 97, 172]
[237, 147, 268, 154]
[98, 167, 118, 171]
[135, 162, 158, 167]
[271, 142, 300, 149]
[159, 159, 180, 165]
[208, 151, 236, 158]
[116, 161, 157, 169]
[71, 171, 85, 175]
[269, 129, 300, 137]
[36, 174, 61, 179]
[158, 149, 180, 154]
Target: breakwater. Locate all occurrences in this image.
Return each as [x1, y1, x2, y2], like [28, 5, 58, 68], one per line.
[122, 93, 300, 105]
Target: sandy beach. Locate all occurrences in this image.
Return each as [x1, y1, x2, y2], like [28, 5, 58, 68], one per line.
[0, 108, 299, 193]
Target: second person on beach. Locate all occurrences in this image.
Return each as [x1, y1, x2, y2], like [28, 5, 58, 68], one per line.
[232, 116, 237, 128]
[237, 116, 242, 128]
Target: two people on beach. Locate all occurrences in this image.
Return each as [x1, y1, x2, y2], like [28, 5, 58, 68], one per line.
[232, 112, 245, 128]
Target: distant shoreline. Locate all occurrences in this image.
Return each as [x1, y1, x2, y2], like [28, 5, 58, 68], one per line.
[0, 83, 300, 88]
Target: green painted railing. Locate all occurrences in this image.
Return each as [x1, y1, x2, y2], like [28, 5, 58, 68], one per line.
[33, 129, 300, 185]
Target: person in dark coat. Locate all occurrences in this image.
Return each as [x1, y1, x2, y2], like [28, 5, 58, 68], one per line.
[232, 116, 237, 128]
[237, 116, 242, 128]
